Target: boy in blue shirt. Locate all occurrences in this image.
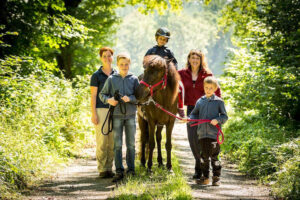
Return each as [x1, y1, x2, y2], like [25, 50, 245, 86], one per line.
[189, 76, 228, 186]
[100, 53, 139, 182]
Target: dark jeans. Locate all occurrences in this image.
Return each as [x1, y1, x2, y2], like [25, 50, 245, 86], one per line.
[187, 105, 201, 175]
[199, 138, 221, 178]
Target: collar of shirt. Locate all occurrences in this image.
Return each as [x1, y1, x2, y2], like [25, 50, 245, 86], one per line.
[204, 94, 216, 101]
[98, 66, 116, 75]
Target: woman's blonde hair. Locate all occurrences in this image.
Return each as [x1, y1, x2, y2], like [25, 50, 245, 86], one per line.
[185, 49, 211, 74]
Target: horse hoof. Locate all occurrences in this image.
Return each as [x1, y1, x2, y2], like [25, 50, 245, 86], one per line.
[147, 168, 152, 174]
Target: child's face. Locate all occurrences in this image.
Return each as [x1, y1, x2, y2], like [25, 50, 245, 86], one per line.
[157, 36, 168, 47]
[100, 50, 113, 66]
[204, 83, 217, 98]
[117, 58, 130, 76]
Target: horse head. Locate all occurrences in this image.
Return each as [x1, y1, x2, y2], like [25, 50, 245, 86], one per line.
[135, 55, 168, 103]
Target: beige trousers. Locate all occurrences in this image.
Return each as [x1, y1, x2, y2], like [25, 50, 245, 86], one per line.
[95, 108, 114, 173]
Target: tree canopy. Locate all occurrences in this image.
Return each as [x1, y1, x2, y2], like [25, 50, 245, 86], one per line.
[0, 0, 185, 78]
[220, 0, 300, 121]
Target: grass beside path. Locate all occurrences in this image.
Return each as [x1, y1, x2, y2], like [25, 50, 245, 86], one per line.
[109, 146, 192, 199]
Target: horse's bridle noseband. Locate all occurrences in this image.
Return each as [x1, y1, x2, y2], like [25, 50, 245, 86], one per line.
[139, 67, 168, 97]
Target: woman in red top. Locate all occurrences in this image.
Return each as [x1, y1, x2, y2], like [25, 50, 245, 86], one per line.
[178, 49, 221, 179]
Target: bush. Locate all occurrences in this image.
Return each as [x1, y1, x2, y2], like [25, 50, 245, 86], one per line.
[222, 110, 299, 198]
[222, 47, 299, 121]
[0, 57, 93, 198]
[270, 140, 300, 199]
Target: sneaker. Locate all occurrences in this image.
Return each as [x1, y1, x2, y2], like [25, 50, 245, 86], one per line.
[177, 108, 185, 118]
[192, 172, 201, 179]
[197, 176, 209, 185]
[112, 172, 124, 182]
[212, 176, 220, 186]
[106, 171, 115, 178]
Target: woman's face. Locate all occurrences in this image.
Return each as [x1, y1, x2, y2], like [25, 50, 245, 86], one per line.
[100, 50, 113, 66]
[188, 54, 201, 69]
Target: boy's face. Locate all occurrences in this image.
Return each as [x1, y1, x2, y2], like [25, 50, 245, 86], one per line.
[157, 36, 168, 47]
[117, 58, 130, 75]
[204, 83, 218, 98]
[100, 50, 113, 66]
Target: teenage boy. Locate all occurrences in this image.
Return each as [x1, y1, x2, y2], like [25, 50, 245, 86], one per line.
[188, 76, 228, 186]
[100, 53, 139, 182]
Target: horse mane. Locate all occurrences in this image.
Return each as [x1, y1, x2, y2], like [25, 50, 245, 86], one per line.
[143, 55, 180, 104]
[167, 62, 180, 104]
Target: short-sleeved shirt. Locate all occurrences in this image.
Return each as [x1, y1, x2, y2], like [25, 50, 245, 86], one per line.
[90, 66, 116, 108]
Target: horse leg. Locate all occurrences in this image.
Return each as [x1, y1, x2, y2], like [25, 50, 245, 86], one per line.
[138, 114, 148, 168]
[147, 122, 156, 172]
[165, 122, 175, 170]
[156, 125, 164, 167]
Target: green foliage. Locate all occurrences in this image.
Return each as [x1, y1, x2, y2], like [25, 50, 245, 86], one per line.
[220, 0, 300, 69]
[211, 0, 300, 197]
[0, 56, 93, 198]
[0, 0, 190, 78]
[219, 0, 300, 121]
[222, 110, 299, 198]
[115, 0, 231, 76]
[272, 154, 300, 199]
[222, 47, 299, 121]
[126, 0, 183, 14]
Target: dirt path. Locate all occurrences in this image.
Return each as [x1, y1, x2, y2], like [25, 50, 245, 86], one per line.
[25, 122, 273, 200]
[25, 148, 115, 200]
[172, 121, 273, 200]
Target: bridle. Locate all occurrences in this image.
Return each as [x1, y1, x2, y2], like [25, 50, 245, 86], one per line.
[139, 65, 168, 97]
[138, 60, 225, 145]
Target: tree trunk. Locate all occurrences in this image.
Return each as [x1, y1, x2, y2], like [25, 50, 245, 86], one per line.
[55, 0, 81, 79]
[56, 44, 73, 79]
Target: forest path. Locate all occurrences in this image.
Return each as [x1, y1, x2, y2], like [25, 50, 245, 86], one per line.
[25, 147, 114, 200]
[25, 122, 273, 200]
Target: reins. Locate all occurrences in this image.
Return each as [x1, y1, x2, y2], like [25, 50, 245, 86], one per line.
[139, 62, 224, 144]
[143, 97, 224, 145]
[101, 90, 126, 135]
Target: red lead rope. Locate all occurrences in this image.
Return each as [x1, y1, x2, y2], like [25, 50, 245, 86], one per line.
[151, 99, 224, 145]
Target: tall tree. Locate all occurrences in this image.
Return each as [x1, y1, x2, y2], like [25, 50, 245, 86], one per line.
[219, 0, 300, 121]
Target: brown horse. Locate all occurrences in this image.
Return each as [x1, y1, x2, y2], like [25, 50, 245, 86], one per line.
[135, 55, 180, 171]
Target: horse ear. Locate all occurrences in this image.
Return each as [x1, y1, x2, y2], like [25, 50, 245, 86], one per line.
[138, 73, 144, 81]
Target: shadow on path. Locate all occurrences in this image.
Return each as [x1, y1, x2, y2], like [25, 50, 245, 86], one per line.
[25, 154, 115, 200]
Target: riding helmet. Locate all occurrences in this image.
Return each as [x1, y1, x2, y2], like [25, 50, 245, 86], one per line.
[155, 27, 171, 39]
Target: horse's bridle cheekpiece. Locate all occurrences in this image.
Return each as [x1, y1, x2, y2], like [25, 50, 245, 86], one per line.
[140, 67, 168, 97]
